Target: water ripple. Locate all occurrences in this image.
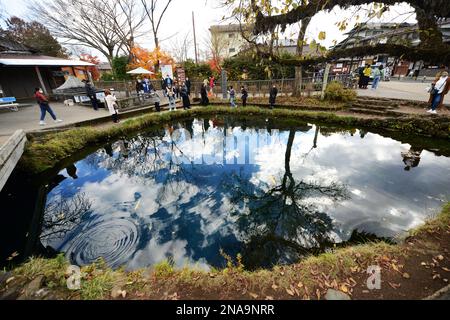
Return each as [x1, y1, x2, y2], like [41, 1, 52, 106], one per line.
[63, 216, 140, 269]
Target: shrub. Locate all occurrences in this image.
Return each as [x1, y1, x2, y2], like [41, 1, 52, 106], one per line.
[324, 81, 357, 102]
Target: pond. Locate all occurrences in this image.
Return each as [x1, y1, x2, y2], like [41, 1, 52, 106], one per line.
[1, 116, 450, 271]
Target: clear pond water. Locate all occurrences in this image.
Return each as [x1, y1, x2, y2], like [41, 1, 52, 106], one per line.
[1, 116, 450, 270]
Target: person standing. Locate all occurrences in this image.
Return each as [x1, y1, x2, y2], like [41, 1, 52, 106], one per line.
[136, 79, 144, 95]
[181, 82, 191, 110]
[84, 80, 99, 110]
[384, 65, 391, 81]
[161, 77, 167, 97]
[105, 89, 120, 123]
[201, 80, 209, 106]
[34, 88, 63, 126]
[427, 71, 450, 114]
[209, 76, 215, 95]
[358, 67, 365, 89]
[363, 64, 372, 89]
[269, 85, 278, 109]
[167, 84, 176, 111]
[185, 77, 192, 96]
[241, 86, 248, 107]
[228, 86, 236, 108]
[371, 66, 381, 90]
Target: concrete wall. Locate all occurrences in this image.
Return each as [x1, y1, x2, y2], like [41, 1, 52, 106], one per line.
[0, 130, 27, 192]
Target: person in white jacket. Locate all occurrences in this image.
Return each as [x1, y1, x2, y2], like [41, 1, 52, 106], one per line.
[105, 89, 120, 123]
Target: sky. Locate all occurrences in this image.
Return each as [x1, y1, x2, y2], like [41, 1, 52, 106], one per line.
[1, 0, 417, 62]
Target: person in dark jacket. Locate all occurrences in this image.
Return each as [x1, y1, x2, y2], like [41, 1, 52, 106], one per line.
[185, 77, 192, 96]
[200, 81, 209, 106]
[161, 78, 167, 97]
[241, 86, 248, 107]
[269, 85, 278, 109]
[83, 80, 99, 110]
[136, 79, 144, 94]
[181, 82, 191, 110]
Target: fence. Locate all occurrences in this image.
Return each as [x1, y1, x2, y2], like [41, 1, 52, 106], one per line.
[94, 74, 353, 99]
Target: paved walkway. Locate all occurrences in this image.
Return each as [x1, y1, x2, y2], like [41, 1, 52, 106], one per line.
[0, 93, 170, 145]
[0, 103, 111, 145]
[357, 80, 433, 102]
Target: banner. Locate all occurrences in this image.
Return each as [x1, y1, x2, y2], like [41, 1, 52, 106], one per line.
[161, 65, 174, 80]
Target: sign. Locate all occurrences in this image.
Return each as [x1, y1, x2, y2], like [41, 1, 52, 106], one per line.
[176, 67, 186, 83]
[161, 65, 174, 80]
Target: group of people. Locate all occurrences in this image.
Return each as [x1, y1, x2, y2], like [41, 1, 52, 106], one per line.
[224, 84, 278, 109]
[358, 64, 389, 90]
[163, 74, 192, 111]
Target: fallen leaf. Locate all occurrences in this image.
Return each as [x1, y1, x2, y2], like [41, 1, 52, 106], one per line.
[6, 277, 15, 284]
[392, 263, 400, 272]
[388, 282, 401, 289]
[421, 262, 427, 266]
[316, 289, 321, 300]
[432, 274, 441, 280]
[249, 293, 258, 299]
[442, 267, 450, 272]
[297, 282, 303, 288]
[286, 289, 295, 296]
[403, 273, 411, 279]
[340, 285, 349, 293]
[437, 255, 444, 261]
[265, 296, 274, 300]
[272, 284, 279, 290]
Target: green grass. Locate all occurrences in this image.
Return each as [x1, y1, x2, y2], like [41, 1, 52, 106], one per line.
[5, 202, 448, 300]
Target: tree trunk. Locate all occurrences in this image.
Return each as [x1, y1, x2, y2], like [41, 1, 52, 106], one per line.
[293, 18, 311, 97]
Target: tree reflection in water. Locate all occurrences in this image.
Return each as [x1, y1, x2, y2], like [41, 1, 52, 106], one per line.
[227, 129, 350, 269]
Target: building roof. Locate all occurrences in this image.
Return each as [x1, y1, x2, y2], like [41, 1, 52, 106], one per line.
[0, 54, 95, 67]
[209, 24, 252, 33]
[0, 36, 38, 54]
[98, 62, 112, 70]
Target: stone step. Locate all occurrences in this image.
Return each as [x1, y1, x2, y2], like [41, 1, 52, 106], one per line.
[351, 103, 397, 111]
[356, 98, 397, 107]
[348, 108, 403, 117]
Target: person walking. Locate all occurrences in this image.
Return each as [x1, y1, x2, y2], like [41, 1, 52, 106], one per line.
[201, 80, 209, 106]
[228, 86, 236, 108]
[105, 89, 120, 123]
[371, 66, 381, 90]
[427, 71, 450, 114]
[167, 84, 176, 111]
[136, 79, 144, 95]
[34, 88, 63, 126]
[181, 82, 191, 110]
[185, 77, 192, 96]
[241, 86, 248, 107]
[269, 85, 278, 109]
[84, 80, 99, 110]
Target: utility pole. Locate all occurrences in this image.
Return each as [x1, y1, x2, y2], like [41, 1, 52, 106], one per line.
[192, 11, 199, 64]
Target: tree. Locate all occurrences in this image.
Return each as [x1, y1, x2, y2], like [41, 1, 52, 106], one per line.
[29, 0, 146, 63]
[112, 56, 132, 80]
[79, 53, 101, 81]
[168, 31, 192, 63]
[221, 0, 450, 68]
[140, 0, 174, 49]
[250, 0, 450, 65]
[1, 16, 68, 57]
[128, 46, 175, 78]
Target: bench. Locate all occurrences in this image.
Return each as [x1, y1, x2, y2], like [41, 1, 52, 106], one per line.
[0, 97, 19, 112]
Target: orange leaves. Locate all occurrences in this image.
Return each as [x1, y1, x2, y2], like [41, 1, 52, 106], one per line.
[79, 54, 101, 81]
[128, 46, 175, 77]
